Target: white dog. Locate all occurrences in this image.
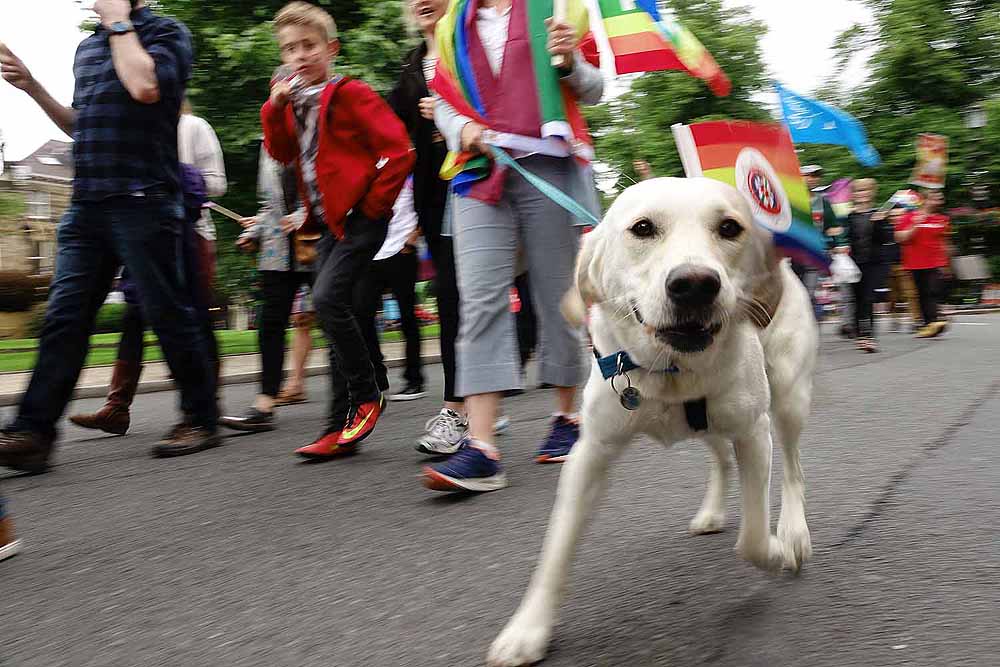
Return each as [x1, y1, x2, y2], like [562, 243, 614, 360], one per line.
[487, 177, 819, 667]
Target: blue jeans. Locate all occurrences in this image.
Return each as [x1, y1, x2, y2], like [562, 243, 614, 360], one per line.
[10, 194, 218, 438]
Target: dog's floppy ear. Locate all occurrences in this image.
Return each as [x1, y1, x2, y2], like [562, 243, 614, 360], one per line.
[745, 236, 785, 328]
[561, 228, 605, 326]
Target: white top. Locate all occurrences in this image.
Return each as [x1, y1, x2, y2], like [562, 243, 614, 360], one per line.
[375, 178, 419, 261]
[432, 7, 605, 161]
[178, 114, 227, 241]
[477, 5, 511, 75]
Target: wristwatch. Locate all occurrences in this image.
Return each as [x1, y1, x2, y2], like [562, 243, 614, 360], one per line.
[108, 21, 135, 36]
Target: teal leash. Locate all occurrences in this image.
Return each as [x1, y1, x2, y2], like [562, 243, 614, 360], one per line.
[487, 145, 602, 227]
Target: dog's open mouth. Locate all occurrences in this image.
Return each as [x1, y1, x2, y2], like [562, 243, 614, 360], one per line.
[632, 304, 721, 353]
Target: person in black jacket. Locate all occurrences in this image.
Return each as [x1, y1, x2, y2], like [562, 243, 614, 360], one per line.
[845, 178, 891, 353]
[388, 0, 466, 455]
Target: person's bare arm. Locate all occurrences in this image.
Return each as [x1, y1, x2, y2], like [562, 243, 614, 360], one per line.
[0, 42, 75, 135]
[96, 0, 161, 104]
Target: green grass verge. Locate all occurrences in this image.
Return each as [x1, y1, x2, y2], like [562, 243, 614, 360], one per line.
[0, 324, 441, 374]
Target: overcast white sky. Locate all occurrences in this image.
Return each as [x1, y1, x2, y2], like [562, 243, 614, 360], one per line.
[0, 0, 874, 161]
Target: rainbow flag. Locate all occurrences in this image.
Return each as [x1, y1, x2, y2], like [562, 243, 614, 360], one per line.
[432, 0, 594, 194]
[594, 0, 730, 96]
[672, 120, 830, 270]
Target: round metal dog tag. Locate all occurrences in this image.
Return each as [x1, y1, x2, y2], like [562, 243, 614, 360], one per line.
[619, 386, 642, 411]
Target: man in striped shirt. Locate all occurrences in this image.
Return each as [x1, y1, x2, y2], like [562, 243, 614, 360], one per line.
[0, 0, 221, 472]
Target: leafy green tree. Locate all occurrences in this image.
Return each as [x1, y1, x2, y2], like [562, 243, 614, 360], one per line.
[800, 0, 1000, 202]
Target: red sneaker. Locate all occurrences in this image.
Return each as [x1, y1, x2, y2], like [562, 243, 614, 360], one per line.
[295, 431, 356, 460]
[336, 395, 384, 446]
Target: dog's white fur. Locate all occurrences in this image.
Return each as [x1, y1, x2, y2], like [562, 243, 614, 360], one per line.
[487, 178, 819, 667]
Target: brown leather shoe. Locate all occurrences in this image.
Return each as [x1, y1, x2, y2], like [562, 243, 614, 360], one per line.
[68, 360, 141, 435]
[0, 431, 53, 474]
[151, 425, 222, 458]
[69, 405, 131, 435]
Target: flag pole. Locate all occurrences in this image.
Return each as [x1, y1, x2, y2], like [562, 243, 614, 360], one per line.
[551, 0, 569, 68]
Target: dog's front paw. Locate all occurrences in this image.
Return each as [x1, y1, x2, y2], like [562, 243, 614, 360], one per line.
[487, 613, 553, 667]
[688, 509, 726, 535]
[737, 535, 784, 573]
[778, 518, 812, 573]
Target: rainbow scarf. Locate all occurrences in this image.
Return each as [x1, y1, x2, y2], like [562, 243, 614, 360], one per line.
[672, 120, 830, 270]
[594, 0, 730, 96]
[432, 0, 595, 197]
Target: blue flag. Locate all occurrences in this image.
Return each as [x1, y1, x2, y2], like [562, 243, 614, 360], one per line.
[774, 82, 881, 167]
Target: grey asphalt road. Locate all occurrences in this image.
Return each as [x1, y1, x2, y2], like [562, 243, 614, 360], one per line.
[2, 314, 998, 667]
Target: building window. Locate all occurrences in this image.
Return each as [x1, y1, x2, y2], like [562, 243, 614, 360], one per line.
[26, 191, 50, 220]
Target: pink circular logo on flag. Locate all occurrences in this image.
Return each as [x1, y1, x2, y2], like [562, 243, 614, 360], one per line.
[735, 148, 792, 233]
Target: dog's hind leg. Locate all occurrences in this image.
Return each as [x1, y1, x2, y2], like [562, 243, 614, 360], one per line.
[773, 395, 813, 572]
[689, 435, 732, 535]
[733, 414, 783, 572]
[487, 433, 623, 667]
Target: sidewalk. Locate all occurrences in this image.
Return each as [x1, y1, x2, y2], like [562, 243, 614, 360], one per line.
[0, 338, 442, 407]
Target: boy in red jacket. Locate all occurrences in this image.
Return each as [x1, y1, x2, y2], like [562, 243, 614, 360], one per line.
[261, 1, 414, 458]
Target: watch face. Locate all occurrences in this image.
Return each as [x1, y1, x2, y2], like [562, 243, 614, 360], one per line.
[110, 21, 133, 34]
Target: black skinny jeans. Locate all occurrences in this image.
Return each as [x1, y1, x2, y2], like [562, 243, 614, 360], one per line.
[256, 270, 319, 398]
[355, 250, 423, 393]
[421, 206, 462, 403]
[312, 213, 389, 427]
[851, 262, 885, 340]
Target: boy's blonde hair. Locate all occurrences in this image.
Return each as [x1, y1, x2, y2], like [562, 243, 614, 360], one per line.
[854, 178, 877, 191]
[275, 2, 338, 42]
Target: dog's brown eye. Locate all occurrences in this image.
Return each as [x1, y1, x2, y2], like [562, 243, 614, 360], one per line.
[630, 219, 655, 238]
[718, 218, 743, 240]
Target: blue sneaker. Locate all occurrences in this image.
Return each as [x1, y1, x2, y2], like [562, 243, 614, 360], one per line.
[422, 439, 508, 492]
[535, 416, 579, 464]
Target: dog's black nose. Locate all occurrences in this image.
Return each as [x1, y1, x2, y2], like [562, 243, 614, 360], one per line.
[666, 265, 722, 307]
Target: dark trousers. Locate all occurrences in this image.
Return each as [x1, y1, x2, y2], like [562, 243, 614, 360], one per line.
[312, 213, 388, 428]
[12, 196, 217, 438]
[911, 268, 942, 326]
[256, 270, 328, 398]
[422, 206, 461, 403]
[515, 272, 537, 368]
[852, 263, 885, 339]
[119, 229, 220, 404]
[355, 250, 423, 392]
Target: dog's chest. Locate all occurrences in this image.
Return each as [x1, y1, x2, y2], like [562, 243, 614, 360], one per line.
[630, 371, 767, 440]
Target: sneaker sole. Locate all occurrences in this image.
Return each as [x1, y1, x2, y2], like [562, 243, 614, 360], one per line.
[422, 467, 508, 492]
[0, 539, 22, 562]
[390, 392, 427, 402]
[535, 453, 569, 464]
[296, 444, 358, 461]
[415, 441, 463, 456]
[218, 420, 276, 433]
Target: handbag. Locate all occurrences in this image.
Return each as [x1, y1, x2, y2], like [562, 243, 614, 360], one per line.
[292, 229, 323, 266]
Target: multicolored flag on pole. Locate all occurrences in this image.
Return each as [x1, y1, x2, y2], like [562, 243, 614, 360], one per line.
[591, 0, 731, 96]
[672, 120, 831, 270]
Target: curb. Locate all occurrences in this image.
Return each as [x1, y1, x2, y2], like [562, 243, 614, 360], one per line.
[0, 352, 442, 408]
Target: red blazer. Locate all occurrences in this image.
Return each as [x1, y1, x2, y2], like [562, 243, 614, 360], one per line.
[261, 77, 415, 238]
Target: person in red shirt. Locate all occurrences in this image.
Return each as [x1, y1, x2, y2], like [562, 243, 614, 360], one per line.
[258, 2, 414, 458]
[894, 188, 951, 338]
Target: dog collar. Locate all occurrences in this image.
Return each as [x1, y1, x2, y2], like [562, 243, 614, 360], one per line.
[593, 348, 679, 380]
[591, 348, 707, 431]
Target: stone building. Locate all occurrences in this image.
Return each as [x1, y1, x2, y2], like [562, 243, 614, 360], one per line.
[0, 139, 73, 275]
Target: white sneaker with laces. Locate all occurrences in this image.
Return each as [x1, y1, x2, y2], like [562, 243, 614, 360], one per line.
[416, 408, 468, 455]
